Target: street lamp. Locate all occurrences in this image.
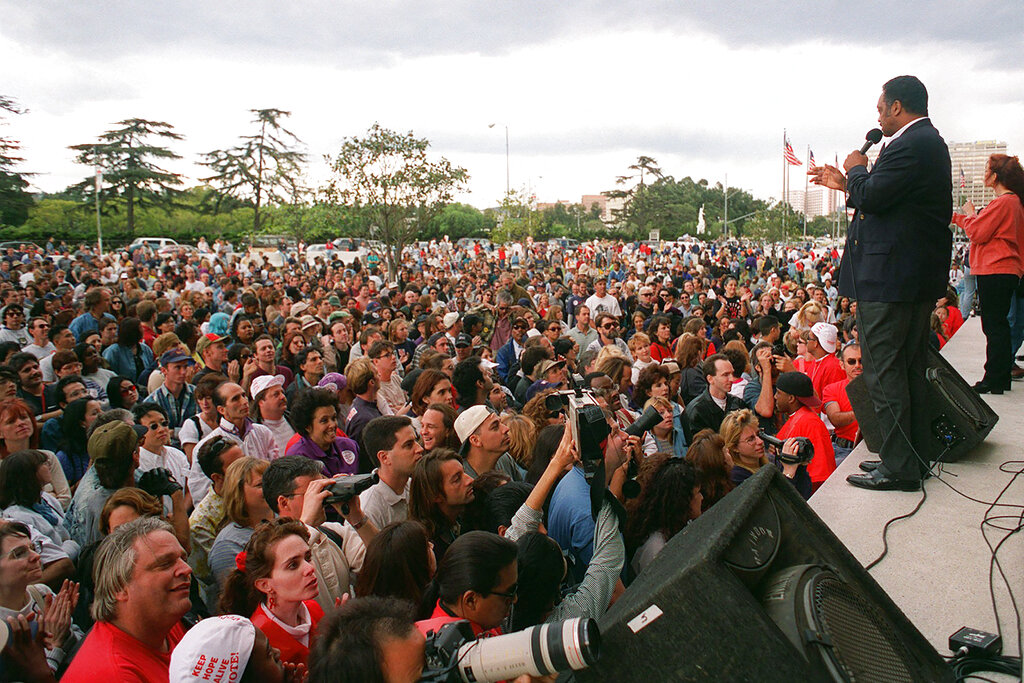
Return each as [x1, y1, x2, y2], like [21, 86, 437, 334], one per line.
[488, 123, 510, 198]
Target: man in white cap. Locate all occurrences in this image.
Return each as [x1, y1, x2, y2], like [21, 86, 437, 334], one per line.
[805, 322, 845, 403]
[454, 405, 520, 481]
[169, 615, 288, 682]
[442, 311, 461, 355]
[250, 374, 295, 455]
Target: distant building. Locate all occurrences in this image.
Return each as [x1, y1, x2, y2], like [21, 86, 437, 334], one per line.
[949, 140, 1007, 208]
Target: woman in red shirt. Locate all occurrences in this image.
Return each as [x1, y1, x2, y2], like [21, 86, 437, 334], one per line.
[952, 154, 1024, 394]
[220, 519, 324, 668]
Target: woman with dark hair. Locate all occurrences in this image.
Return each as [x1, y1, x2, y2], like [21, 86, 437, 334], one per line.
[406, 369, 453, 430]
[0, 450, 79, 559]
[675, 334, 709, 404]
[419, 402, 460, 452]
[354, 520, 435, 605]
[525, 423, 565, 485]
[56, 397, 103, 487]
[220, 518, 323, 668]
[686, 428, 735, 512]
[105, 375, 139, 411]
[101, 317, 155, 386]
[952, 153, 1024, 394]
[285, 387, 359, 475]
[279, 330, 307, 373]
[625, 454, 701, 576]
[232, 314, 257, 347]
[633, 363, 671, 411]
[416, 530, 518, 638]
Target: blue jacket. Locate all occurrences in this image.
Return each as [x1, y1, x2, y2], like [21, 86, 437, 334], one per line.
[672, 404, 688, 459]
[102, 343, 155, 385]
[496, 339, 519, 386]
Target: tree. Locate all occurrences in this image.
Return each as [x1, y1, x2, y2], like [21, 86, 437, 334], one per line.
[69, 118, 184, 234]
[0, 96, 33, 226]
[603, 155, 664, 227]
[200, 108, 307, 235]
[323, 123, 469, 279]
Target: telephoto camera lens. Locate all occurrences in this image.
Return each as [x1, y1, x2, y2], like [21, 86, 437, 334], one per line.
[453, 617, 600, 682]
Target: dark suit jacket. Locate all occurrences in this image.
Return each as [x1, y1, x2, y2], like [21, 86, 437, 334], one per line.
[838, 118, 953, 303]
[683, 389, 745, 443]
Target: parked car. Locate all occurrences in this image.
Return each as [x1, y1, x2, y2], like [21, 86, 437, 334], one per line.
[129, 237, 179, 252]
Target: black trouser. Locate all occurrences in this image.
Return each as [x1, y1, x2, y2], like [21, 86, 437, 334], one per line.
[856, 301, 933, 480]
[976, 273, 1020, 388]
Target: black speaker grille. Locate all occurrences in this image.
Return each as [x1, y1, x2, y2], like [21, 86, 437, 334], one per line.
[812, 575, 915, 682]
[929, 367, 989, 428]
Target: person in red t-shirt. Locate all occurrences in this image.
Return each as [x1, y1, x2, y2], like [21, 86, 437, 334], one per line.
[805, 323, 846, 401]
[63, 517, 193, 683]
[775, 372, 836, 492]
[822, 343, 863, 466]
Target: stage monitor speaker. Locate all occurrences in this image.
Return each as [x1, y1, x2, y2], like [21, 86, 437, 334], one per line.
[846, 345, 997, 463]
[574, 466, 952, 683]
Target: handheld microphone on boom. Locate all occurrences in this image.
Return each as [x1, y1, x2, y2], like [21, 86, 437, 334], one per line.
[860, 128, 883, 154]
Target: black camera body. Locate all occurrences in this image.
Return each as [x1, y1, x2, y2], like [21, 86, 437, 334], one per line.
[758, 431, 815, 466]
[324, 472, 379, 505]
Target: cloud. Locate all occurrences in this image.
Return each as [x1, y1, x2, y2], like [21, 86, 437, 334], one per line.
[3, 1, 1019, 67]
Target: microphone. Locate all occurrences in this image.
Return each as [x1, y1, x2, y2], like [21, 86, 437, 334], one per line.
[859, 128, 883, 154]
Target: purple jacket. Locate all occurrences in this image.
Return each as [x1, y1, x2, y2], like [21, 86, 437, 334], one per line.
[285, 435, 359, 476]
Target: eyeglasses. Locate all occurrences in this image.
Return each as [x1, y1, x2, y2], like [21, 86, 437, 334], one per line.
[146, 420, 169, 430]
[5, 540, 42, 561]
[488, 583, 518, 600]
[513, 325, 527, 330]
[845, 358, 862, 366]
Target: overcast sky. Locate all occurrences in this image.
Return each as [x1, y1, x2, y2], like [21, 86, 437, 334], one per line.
[3, 1, 1022, 209]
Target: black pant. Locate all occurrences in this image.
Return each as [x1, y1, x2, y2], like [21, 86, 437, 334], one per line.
[976, 273, 1020, 387]
[856, 301, 933, 479]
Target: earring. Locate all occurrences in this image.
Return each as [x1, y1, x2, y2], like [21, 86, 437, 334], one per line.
[268, 591, 277, 611]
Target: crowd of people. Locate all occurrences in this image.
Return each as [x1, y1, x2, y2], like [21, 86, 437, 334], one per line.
[0, 145, 1020, 681]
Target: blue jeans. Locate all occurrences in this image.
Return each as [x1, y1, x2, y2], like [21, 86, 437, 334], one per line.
[960, 266, 977, 319]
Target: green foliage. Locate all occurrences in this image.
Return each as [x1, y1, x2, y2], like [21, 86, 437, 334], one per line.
[323, 123, 469, 278]
[68, 118, 185, 234]
[424, 203, 494, 240]
[0, 96, 33, 226]
[200, 108, 307, 235]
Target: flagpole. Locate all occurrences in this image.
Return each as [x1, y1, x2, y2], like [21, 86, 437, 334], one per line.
[782, 130, 787, 240]
[802, 145, 809, 238]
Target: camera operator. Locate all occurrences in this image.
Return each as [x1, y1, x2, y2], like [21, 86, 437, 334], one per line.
[262, 456, 379, 611]
[548, 409, 638, 584]
[774, 372, 836, 493]
[743, 342, 777, 433]
[720, 408, 811, 499]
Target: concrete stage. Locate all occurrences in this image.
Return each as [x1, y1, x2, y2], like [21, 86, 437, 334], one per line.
[811, 316, 1024, 660]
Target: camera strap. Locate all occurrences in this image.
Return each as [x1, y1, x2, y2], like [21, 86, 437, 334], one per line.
[318, 524, 347, 552]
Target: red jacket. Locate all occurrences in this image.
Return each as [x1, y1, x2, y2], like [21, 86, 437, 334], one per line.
[778, 406, 836, 485]
[416, 600, 502, 640]
[251, 600, 324, 667]
[952, 193, 1024, 276]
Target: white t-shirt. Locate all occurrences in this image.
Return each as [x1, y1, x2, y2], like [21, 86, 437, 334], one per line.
[139, 445, 191, 514]
[584, 293, 622, 318]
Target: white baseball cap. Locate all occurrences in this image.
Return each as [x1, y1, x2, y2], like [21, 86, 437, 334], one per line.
[169, 615, 255, 682]
[810, 322, 838, 354]
[454, 405, 495, 451]
[443, 312, 460, 328]
[250, 374, 285, 400]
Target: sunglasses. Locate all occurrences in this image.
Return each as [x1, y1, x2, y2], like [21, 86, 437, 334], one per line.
[146, 420, 169, 430]
[602, 323, 618, 329]
[120, 385, 138, 394]
[513, 325, 528, 330]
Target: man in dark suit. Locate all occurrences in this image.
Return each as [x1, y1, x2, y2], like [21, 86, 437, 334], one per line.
[810, 75, 952, 491]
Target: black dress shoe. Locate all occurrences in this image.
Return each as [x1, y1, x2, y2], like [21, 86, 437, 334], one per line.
[859, 460, 881, 472]
[973, 381, 1005, 395]
[846, 472, 921, 491]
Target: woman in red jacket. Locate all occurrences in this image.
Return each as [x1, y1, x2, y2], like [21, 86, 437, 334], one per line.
[952, 154, 1024, 394]
[220, 518, 324, 668]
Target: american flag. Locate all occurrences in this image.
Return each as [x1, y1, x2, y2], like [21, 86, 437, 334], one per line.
[959, 167, 966, 189]
[808, 149, 816, 167]
[784, 138, 802, 166]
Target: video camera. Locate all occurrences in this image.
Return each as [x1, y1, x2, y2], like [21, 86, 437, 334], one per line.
[324, 472, 379, 515]
[544, 382, 610, 479]
[758, 431, 815, 466]
[419, 617, 600, 683]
